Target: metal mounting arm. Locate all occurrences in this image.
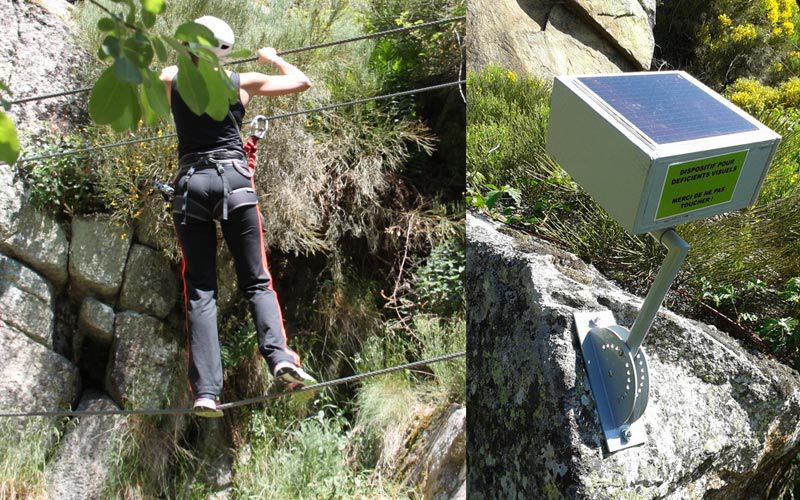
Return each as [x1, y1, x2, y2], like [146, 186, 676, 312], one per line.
[627, 228, 690, 356]
[573, 227, 689, 452]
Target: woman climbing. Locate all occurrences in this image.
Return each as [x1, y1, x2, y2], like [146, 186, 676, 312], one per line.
[159, 16, 315, 418]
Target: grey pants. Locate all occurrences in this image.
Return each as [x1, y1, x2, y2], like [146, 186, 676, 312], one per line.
[172, 155, 299, 399]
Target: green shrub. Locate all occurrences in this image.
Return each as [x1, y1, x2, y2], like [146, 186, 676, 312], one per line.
[363, 0, 465, 90]
[656, 0, 800, 88]
[0, 419, 61, 499]
[410, 238, 465, 316]
[18, 134, 105, 216]
[234, 412, 408, 499]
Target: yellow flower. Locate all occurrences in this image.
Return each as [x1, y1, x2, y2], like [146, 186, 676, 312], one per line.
[774, 62, 785, 72]
[731, 23, 759, 42]
[782, 21, 795, 35]
[718, 13, 732, 27]
[506, 70, 517, 83]
[779, 77, 800, 106]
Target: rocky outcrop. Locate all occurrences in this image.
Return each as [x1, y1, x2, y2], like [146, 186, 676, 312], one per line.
[0, 254, 54, 346]
[467, 0, 655, 80]
[105, 311, 182, 408]
[45, 390, 127, 500]
[466, 213, 800, 498]
[78, 297, 115, 344]
[381, 404, 467, 500]
[119, 244, 178, 319]
[1, 0, 90, 149]
[69, 216, 132, 302]
[0, 165, 69, 287]
[0, 321, 80, 430]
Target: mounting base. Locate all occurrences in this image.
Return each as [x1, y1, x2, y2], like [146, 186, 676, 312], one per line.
[574, 311, 649, 452]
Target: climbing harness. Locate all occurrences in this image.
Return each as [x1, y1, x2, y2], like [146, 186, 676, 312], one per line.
[155, 114, 269, 222]
[0, 351, 466, 418]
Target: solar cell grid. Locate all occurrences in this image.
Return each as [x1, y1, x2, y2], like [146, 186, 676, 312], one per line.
[577, 73, 758, 144]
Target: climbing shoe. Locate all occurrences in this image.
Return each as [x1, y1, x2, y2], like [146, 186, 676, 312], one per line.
[273, 362, 317, 391]
[193, 397, 223, 418]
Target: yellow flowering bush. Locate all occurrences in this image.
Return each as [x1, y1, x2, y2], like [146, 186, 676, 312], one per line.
[679, 0, 800, 88]
[726, 78, 781, 111]
[730, 23, 759, 43]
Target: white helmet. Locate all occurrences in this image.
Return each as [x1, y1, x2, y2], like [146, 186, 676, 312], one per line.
[194, 16, 235, 57]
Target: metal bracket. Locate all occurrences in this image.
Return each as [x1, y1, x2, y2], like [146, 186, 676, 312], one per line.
[575, 311, 648, 452]
[574, 228, 689, 453]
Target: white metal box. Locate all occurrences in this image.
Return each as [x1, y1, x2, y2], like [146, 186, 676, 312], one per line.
[545, 71, 781, 234]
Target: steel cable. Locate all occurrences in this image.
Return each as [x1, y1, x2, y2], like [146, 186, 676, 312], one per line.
[0, 351, 465, 418]
[16, 79, 465, 164]
[6, 15, 465, 106]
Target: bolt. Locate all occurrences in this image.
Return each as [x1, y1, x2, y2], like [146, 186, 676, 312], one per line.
[608, 369, 614, 377]
[621, 428, 632, 443]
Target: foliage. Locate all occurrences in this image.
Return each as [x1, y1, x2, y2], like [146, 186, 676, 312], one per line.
[0, 419, 61, 498]
[82, 0, 251, 132]
[362, 0, 465, 90]
[0, 81, 19, 165]
[655, 0, 800, 89]
[409, 238, 466, 316]
[17, 134, 105, 216]
[234, 410, 408, 499]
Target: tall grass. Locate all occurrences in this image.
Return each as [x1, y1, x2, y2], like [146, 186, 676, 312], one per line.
[0, 419, 61, 499]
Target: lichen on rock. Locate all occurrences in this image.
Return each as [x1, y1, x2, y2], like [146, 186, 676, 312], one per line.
[467, 213, 800, 498]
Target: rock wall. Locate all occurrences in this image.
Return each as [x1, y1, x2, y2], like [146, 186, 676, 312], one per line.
[467, 0, 656, 79]
[0, 162, 186, 495]
[1, 0, 91, 148]
[379, 403, 467, 500]
[466, 213, 800, 498]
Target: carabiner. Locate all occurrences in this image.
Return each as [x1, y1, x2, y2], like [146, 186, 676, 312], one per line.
[250, 115, 269, 139]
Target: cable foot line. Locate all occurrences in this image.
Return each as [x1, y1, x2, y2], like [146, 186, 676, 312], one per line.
[0, 351, 465, 418]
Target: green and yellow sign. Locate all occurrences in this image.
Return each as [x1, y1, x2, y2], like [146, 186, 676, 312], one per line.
[656, 150, 748, 220]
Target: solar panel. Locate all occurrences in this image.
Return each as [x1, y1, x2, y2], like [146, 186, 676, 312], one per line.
[577, 73, 758, 144]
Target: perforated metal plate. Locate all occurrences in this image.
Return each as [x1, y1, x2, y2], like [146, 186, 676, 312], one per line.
[577, 73, 758, 144]
[575, 311, 649, 452]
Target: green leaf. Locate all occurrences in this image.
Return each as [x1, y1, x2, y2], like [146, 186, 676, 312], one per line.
[152, 36, 168, 62]
[163, 36, 191, 59]
[113, 55, 143, 84]
[89, 65, 134, 125]
[124, 34, 153, 67]
[197, 59, 235, 121]
[226, 49, 252, 59]
[0, 111, 20, 165]
[100, 35, 121, 59]
[506, 187, 522, 205]
[176, 54, 209, 116]
[174, 22, 216, 47]
[140, 0, 165, 14]
[97, 17, 116, 32]
[485, 190, 502, 209]
[143, 69, 170, 120]
[138, 85, 158, 125]
[142, 10, 156, 28]
[109, 85, 140, 132]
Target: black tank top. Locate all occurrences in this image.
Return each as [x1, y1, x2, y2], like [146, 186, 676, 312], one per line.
[171, 71, 246, 158]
